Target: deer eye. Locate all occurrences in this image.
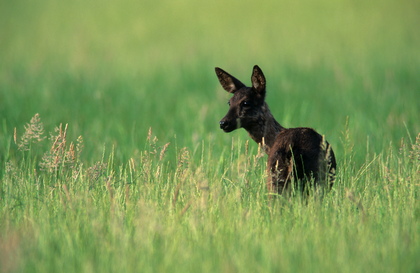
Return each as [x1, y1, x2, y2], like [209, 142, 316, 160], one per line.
[227, 101, 231, 106]
[242, 101, 251, 106]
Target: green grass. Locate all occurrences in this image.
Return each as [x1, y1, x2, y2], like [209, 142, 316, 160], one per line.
[1, 0, 419, 272]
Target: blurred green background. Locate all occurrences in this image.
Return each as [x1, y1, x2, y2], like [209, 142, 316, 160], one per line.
[1, 0, 419, 161]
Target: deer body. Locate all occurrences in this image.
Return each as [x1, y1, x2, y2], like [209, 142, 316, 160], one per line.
[216, 65, 336, 194]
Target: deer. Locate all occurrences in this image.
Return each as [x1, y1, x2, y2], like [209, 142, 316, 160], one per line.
[216, 65, 336, 195]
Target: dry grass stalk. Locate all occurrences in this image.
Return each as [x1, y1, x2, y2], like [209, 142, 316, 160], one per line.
[409, 132, 420, 163]
[13, 127, 17, 144]
[173, 147, 191, 208]
[18, 113, 46, 151]
[39, 123, 81, 173]
[146, 127, 158, 154]
[177, 147, 190, 175]
[172, 181, 183, 208]
[159, 142, 170, 161]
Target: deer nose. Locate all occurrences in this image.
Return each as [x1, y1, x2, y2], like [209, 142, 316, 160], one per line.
[219, 120, 227, 129]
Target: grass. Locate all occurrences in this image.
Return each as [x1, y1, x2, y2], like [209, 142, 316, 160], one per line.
[1, 0, 419, 272]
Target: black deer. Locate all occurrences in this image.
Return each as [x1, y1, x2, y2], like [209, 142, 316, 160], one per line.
[216, 65, 336, 195]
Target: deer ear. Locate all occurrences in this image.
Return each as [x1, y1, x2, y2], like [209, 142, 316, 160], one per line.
[215, 67, 246, 93]
[251, 65, 266, 95]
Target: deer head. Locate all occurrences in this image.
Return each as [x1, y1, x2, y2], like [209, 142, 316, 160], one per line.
[216, 65, 267, 133]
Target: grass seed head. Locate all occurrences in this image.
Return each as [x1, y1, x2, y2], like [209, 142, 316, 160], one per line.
[18, 113, 46, 151]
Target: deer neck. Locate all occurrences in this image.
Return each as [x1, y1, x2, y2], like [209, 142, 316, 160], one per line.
[245, 104, 284, 154]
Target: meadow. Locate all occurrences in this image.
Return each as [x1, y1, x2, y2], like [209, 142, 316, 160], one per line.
[0, 0, 419, 272]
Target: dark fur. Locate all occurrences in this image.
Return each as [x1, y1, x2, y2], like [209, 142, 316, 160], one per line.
[216, 65, 336, 194]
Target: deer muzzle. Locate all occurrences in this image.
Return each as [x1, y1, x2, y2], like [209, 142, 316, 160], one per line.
[219, 118, 240, 132]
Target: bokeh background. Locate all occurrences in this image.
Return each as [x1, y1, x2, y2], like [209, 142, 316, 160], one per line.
[1, 0, 419, 161]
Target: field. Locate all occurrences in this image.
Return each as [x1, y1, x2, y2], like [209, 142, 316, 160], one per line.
[1, 0, 419, 272]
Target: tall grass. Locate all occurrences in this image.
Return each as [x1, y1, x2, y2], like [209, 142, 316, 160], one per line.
[1, 0, 419, 272]
[1, 115, 419, 272]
